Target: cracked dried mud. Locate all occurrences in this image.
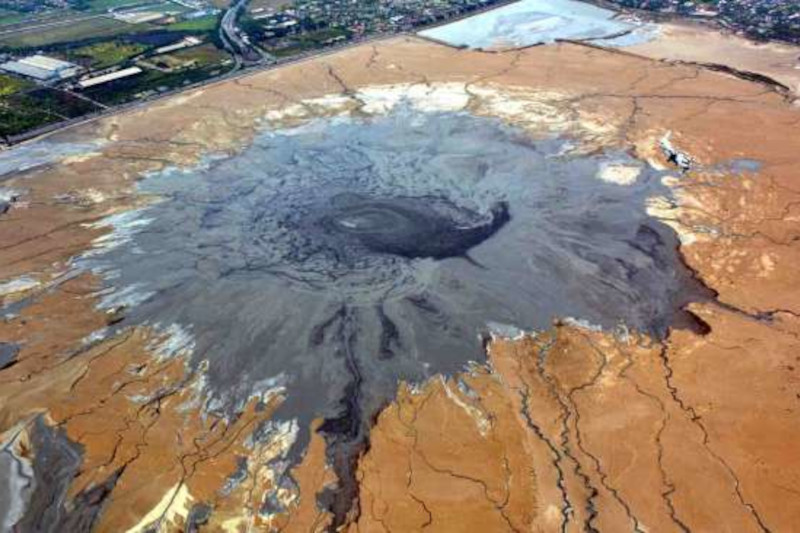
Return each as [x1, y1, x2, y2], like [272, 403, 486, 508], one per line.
[1, 33, 800, 533]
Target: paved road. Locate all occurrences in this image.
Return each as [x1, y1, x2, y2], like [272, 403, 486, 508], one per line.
[220, 0, 267, 68]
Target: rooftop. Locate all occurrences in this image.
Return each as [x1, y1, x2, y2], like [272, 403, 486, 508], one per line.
[0, 54, 81, 81]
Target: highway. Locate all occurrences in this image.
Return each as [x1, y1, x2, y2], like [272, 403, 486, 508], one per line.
[219, 0, 267, 68]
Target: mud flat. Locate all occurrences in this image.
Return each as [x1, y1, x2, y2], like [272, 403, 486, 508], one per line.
[627, 20, 800, 98]
[0, 34, 799, 532]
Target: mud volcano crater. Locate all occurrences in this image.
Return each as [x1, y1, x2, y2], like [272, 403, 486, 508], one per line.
[87, 108, 710, 517]
[309, 193, 509, 260]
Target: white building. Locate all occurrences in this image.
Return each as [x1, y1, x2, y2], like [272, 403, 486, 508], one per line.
[77, 66, 143, 89]
[0, 55, 82, 82]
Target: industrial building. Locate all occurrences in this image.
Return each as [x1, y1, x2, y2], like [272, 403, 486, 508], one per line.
[77, 66, 143, 89]
[0, 54, 82, 82]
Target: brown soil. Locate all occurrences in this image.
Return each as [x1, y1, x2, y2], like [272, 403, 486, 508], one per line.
[355, 315, 800, 531]
[627, 21, 800, 98]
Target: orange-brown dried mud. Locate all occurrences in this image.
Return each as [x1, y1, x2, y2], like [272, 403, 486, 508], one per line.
[1, 36, 799, 531]
[627, 20, 800, 97]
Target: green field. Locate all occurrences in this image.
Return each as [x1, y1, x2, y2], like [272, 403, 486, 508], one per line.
[0, 9, 27, 26]
[82, 61, 228, 105]
[266, 28, 350, 57]
[0, 88, 100, 139]
[171, 43, 228, 65]
[0, 102, 57, 139]
[142, 42, 229, 71]
[0, 1, 185, 30]
[68, 40, 147, 68]
[0, 74, 32, 97]
[80, 0, 151, 11]
[167, 14, 220, 32]
[0, 17, 153, 49]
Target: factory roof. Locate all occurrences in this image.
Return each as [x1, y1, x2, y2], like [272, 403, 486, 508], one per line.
[78, 66, 143, 88]
[0, 54, 81, 81]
